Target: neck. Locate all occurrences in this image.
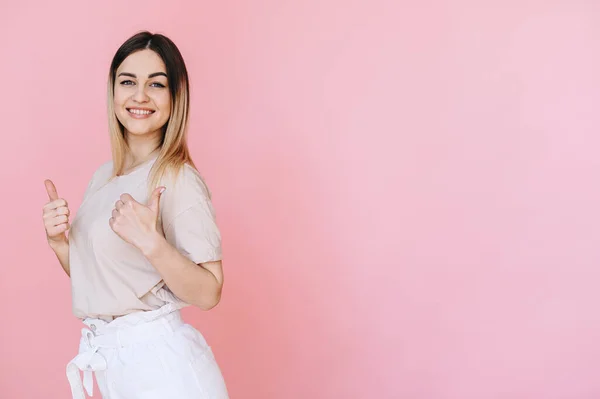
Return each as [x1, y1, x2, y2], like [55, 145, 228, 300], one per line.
[124, 130, 162, 164]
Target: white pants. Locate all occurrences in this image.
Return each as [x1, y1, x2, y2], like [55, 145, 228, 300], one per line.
[66, 304, 229, 399]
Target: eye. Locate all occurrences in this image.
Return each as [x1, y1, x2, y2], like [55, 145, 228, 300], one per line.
[151, 82, 166, 88]
[120, 80, 135, 86]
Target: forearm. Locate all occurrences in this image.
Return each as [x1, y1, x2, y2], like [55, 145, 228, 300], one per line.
[141, 234, 222, 310]
[48, 239, 70, 277]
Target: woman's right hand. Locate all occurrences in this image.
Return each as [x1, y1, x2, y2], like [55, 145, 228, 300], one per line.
[43, 179, 70, 245]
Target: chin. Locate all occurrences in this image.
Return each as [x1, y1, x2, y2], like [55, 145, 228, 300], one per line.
[119, 119, 158, 135]
[125, 128, 152, 136]
[125, 124, 164, 136]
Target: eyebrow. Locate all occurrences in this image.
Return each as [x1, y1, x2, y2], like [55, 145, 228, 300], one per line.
[118, 72, 168, 78]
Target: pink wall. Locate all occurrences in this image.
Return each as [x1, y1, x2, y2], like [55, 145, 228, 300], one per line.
[2, 1, 600, 398]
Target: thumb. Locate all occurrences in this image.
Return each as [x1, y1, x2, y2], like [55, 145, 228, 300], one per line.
[148, 186, 165, 213]
[44, 179, 59, 201]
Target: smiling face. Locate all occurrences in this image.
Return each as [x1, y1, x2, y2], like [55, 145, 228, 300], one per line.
[113, 49, 171, 138]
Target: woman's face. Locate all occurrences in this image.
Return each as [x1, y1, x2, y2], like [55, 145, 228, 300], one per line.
[113, 49, 171, 138]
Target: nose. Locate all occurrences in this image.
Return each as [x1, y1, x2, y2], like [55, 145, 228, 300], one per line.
[132, 85, 150, 103]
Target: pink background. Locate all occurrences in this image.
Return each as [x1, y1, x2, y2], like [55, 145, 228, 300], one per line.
[2, 1, 600, 398]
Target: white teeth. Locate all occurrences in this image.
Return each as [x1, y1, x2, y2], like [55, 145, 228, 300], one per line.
[129, 109, 153, 115]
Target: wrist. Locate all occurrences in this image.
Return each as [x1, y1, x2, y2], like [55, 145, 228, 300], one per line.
[47, 236, 68, 251]
[139, 231, 167, 259]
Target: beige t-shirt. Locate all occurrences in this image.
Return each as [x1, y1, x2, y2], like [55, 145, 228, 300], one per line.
[69, 157, 222, 320]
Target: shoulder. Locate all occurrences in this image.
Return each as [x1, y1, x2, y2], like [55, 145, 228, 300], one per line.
[162, 163, 211, 199]
[159, 163, 213, 218]
[92, 159, 113, 180]
[89, 160, 113, 186]
[83, 160, 112, 189]
[80, 160, 113, 198]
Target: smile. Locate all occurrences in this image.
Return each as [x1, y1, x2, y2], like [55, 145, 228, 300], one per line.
[127, 108, 155, 118]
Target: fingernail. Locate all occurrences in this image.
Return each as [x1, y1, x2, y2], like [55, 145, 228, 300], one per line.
[159, 187, 166, 194]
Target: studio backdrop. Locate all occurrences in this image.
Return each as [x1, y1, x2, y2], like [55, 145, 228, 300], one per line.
[1, 1, 600, 398]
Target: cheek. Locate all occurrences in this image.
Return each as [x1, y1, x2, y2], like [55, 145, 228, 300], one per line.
[113, 93, 129, 126]
[113, 88, 128, 109]
[156, 94, 172, 119]
[156, 92, 171, 111]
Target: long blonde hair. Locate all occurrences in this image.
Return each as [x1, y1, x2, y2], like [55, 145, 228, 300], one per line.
[106, 31, 201, 198]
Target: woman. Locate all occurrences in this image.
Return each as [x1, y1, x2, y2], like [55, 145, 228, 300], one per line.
[41, 31, 229, 399]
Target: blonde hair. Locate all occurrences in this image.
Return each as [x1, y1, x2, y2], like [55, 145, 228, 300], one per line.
[106, 31, 203, 199]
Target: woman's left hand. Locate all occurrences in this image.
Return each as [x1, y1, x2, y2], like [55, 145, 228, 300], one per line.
[109, 187, 165, 251]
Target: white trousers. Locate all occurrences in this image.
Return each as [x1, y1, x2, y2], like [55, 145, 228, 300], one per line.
[66, 304, 229, 399]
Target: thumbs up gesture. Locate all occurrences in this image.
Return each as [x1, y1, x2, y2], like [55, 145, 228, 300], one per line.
[109, 187, 166, 251]
[43, 179, 70, 244]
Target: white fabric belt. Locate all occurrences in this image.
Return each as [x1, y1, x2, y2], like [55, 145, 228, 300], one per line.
[66, 310, 183, 398]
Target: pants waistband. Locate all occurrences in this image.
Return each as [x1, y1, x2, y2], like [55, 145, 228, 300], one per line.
[84, 309, 183, 347]
[66, 307, 183, 399]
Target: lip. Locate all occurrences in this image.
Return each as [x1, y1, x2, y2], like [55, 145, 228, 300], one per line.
[126, 107, 155, 119]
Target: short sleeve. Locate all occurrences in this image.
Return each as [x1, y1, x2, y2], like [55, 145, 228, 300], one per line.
[159, 165, 222, 264]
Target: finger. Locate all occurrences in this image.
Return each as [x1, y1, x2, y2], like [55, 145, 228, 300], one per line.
[44, 179, 59, 201]
[43, 198, 67, 212]
[43, 206, 69, 220]
[52, 215, 69, 227]
[52, 223, 70, 234]
[148, 186, 165, 213]
[120, 193, 135, 204]
[54, 206, 70, 217]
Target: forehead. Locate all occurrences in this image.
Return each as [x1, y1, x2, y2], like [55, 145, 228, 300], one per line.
[117, 49, 167, 76]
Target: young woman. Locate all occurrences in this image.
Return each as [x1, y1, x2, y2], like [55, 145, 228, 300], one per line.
[41, 31, 229, 399]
